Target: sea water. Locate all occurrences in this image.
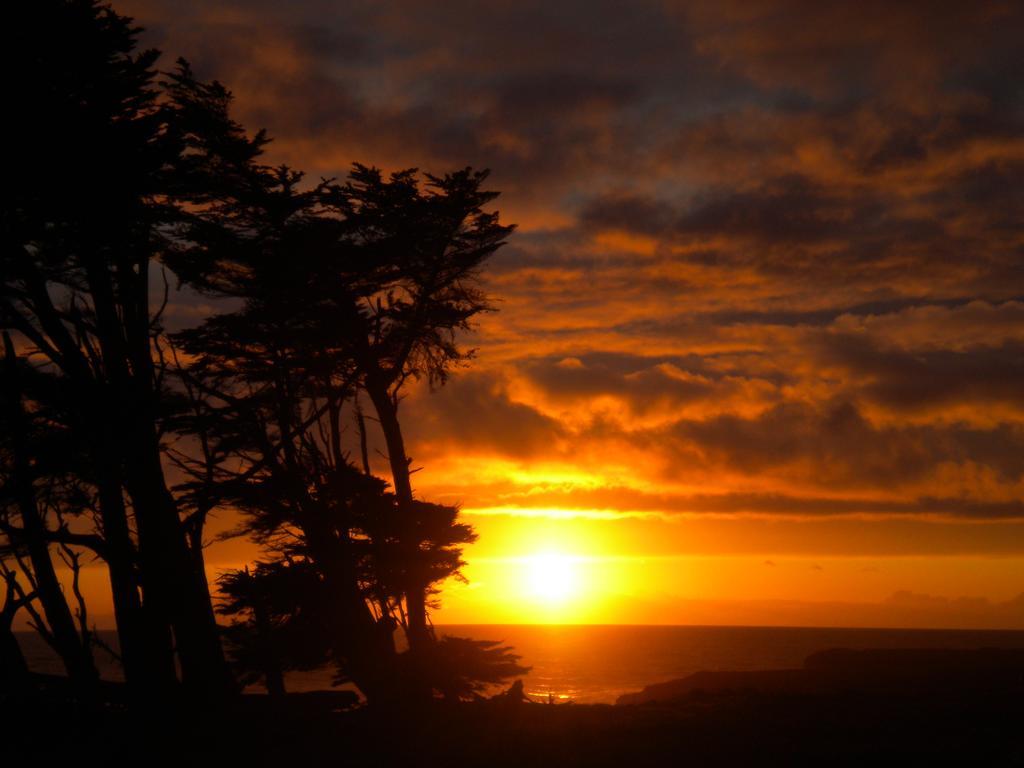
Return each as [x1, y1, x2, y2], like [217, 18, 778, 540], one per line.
[17, 624, 1024, 703]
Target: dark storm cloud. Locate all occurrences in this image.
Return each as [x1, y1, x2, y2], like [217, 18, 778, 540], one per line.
[406, 372, 565, 459]
[581, 175, 903, 246]
[817, 334, 1024, 413]
[927, 159, 1024, 236]
[579, 163, 1013, 285]
[123, 0, 747, 196]
[461, 481, 1024, 522]
[519, 354, 721, 416]
[672, 0, 1024, 98]
[664, 400, 1024, 488]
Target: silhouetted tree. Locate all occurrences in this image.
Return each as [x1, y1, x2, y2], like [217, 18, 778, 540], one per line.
[217, 563, 331, 697]
[168, 163, 513, 652]
[429, 637, 530, 702]
[0, 570, 34, 694]
[1, 0, 268, 698]
[2, 0, 523, 709]
[0, 333, 101, 696]
[169, 164, 518, 702]
[164, 168, 401, 697]
[333, 165, 514, 658]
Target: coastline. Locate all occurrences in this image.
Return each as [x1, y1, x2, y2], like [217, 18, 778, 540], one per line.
[6, 647, 1023, 766]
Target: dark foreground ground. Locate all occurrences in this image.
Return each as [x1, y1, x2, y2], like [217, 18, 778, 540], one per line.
[5, 649, 1024, 766]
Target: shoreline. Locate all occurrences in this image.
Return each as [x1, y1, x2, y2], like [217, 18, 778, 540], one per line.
[6, 647, 1024, 765]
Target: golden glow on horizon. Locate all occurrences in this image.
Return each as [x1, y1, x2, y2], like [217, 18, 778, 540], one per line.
[466, 506, 658, 520]
[46, 521, 1024, 631]
[421, 509, 1024, 628]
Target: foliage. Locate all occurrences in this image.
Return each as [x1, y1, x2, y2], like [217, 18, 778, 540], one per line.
[427, 637, 531, 702]
[1, 0, 524, 705]
[217, 563, 330, 693]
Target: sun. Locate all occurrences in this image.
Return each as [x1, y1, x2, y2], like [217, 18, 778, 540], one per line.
[523, 552, 580, 603]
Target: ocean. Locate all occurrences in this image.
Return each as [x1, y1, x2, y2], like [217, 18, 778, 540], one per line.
[17, 624, 1024, 703]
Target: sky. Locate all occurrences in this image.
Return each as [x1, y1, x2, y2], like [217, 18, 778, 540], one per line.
[110, 0, 1024, 628]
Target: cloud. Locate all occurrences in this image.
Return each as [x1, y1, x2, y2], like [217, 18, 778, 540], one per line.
[817, 335, 1024, 416]
[115, 0, 1024, 546]
[673, 0, 1023, 101]
[405, 371, 565, 459]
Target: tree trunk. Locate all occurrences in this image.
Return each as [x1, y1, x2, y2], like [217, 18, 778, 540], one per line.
[292, 499, 398, 704]
[122, 436, 233, 699]
[93, 461, 178, 697]
[0, 625, 30, 694]
[364, 383, 430, 654]
[364, 380, 433, 704]
[112, 257, 233, 701]
[1, 576, 31, 694]
[16, 494, 99, 694]
[263, 662, 286, 698]
[251, 602, 285, 698]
